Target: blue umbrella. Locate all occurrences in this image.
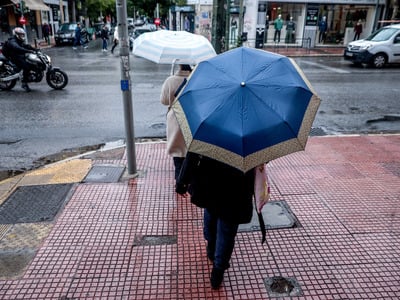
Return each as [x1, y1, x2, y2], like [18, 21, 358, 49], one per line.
[172, 47, 321, 172]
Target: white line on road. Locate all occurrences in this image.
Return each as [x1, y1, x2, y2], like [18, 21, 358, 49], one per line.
[299, 60, 351, 74]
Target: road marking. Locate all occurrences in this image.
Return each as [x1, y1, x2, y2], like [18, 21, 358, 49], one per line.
[299, 60, 350, 74]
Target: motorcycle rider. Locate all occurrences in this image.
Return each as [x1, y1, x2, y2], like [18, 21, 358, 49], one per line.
[2, 27, 36, 92]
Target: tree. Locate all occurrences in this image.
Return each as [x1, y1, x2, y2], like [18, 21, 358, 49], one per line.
[85, 0, 116, 22]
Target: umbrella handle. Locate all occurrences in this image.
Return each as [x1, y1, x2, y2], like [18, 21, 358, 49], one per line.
[170, 59, 177, 75]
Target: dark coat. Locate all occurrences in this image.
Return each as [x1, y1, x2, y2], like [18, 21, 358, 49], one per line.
[3, 36, 34, 58]
[177, 152, 255, 224]
[101, 28, 108, 40]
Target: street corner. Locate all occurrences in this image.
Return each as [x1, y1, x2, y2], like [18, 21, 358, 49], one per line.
[0, 159, 92, 206]
[18, 158, 92, 186]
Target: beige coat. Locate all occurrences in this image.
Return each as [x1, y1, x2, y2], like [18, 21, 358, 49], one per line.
[160, 69, 191, 157]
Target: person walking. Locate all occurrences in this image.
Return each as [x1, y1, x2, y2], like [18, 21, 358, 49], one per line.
[101, 25, 109, 51]
[176, 152, 255, 289]
[73, 23, 81, 50]
[111, 26, 119, 54]
[42, 22, 50, 45]
[160, 64, 192, 182]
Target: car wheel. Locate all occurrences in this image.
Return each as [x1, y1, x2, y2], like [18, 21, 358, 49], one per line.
[371, 53, 387, 68]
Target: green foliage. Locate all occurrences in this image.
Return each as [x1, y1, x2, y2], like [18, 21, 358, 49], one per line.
[85, 0, 116, 21]
[84, 0, 185, 23]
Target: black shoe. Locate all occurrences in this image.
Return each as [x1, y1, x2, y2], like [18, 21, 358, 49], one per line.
[210, 267, 224, 289]
[21, 82, 31, 92]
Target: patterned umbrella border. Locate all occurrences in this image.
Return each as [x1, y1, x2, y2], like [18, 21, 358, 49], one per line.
[172, 56, 321, 172]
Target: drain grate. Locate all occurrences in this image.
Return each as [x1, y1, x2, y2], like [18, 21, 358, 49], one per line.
[310, 127, 326, 136]
[264, 276, 303, 297]
[239, 201, 300, 232]
[133, 235, 177, 246]
[83, 165, 125, 183]
[0, 184, 73, 224]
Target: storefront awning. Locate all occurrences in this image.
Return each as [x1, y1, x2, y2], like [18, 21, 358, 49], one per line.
[10, 0, 50, 11]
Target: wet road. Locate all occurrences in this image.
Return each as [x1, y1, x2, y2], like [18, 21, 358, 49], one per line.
[0, 42, 399, 173]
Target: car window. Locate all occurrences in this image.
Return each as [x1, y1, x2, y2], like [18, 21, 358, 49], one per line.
[365, 28, 398, 42]
[59, 24, 76, 31]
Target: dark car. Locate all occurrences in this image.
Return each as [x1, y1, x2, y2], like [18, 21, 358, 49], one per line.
[133, 28, 152, 39]
[55, 23, 77, 46]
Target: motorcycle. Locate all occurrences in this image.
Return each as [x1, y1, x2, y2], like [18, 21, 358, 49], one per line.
[0, 49, 68, 91]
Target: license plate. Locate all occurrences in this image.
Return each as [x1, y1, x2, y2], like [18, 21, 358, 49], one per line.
[346, 52, 353, 57]
[63, 39, 69, 42]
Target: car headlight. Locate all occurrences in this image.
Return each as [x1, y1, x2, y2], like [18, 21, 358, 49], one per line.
[360, 44, 373, 50]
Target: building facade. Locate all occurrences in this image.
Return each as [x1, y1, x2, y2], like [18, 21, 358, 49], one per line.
[189, 0, 387, 49]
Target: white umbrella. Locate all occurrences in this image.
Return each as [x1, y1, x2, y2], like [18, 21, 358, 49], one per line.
[132, 30, 216, 65]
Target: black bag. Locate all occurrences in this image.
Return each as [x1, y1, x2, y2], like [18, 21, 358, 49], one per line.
[1, 40, 11, 58]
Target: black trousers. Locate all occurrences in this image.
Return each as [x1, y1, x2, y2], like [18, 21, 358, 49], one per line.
[11, 55, 32, 82]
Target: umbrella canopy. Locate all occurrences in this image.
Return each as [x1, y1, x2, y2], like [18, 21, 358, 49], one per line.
[132, 30, 216, 65]
[172, 47, 321, 172]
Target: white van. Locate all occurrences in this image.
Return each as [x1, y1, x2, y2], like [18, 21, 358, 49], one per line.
[344, 24, 400, 68]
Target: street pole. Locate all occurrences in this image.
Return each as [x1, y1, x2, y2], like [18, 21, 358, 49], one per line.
[239, 0, 244, 41]
[59, 0, 64, 24]
[116, 0, 137, 175]
[225, 0, 230, 51]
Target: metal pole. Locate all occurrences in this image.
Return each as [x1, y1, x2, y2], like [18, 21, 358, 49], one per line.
[225, 0, 230, 51]
[116, 0, 137, 175]
[239, 0, 244, 41]
[59, 0, 64, 24]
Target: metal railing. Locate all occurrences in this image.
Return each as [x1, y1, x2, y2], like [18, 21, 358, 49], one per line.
[224, 37, 312, 53]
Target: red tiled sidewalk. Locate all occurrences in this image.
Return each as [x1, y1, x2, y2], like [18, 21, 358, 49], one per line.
[0, 135, 399, 299]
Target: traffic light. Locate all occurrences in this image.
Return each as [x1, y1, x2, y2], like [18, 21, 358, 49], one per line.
[13, 1, 28, 14]
[13, 3, 20, 14]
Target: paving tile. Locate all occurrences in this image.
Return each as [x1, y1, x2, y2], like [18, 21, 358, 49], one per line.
[0, 136, 399, 299]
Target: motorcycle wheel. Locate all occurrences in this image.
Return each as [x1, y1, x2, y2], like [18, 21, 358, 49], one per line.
[46, 69, 68, 90]
[0, 64, 17, 91]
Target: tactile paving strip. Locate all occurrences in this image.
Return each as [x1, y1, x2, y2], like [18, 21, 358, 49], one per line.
[0, 184, 73, 224]
[83, 165, 125, 183]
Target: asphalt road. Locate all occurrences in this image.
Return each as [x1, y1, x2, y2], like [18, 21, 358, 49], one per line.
[0, 41, 399, 175]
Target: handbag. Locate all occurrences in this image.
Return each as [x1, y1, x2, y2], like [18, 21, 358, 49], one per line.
[254, 163, 271, 244]
[254, 164, 270, 213]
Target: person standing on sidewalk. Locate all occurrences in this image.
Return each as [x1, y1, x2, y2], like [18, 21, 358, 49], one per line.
[318, 16, 327, 43]
[176, 152, 255, 289]
[285, 17, 296, 43]
[160, 64, 192, 182]
[273, 14, 283, 43]
[101, 25, 109, 51]
[353, 20, 363, 40]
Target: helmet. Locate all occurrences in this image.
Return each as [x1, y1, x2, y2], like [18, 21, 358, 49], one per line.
[13, 27, 26, 41]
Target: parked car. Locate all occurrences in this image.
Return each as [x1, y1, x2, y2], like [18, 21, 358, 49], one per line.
[344, 24, 400, 68]
[55, 23, 77, 46]
[133, 28, 152, 39]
